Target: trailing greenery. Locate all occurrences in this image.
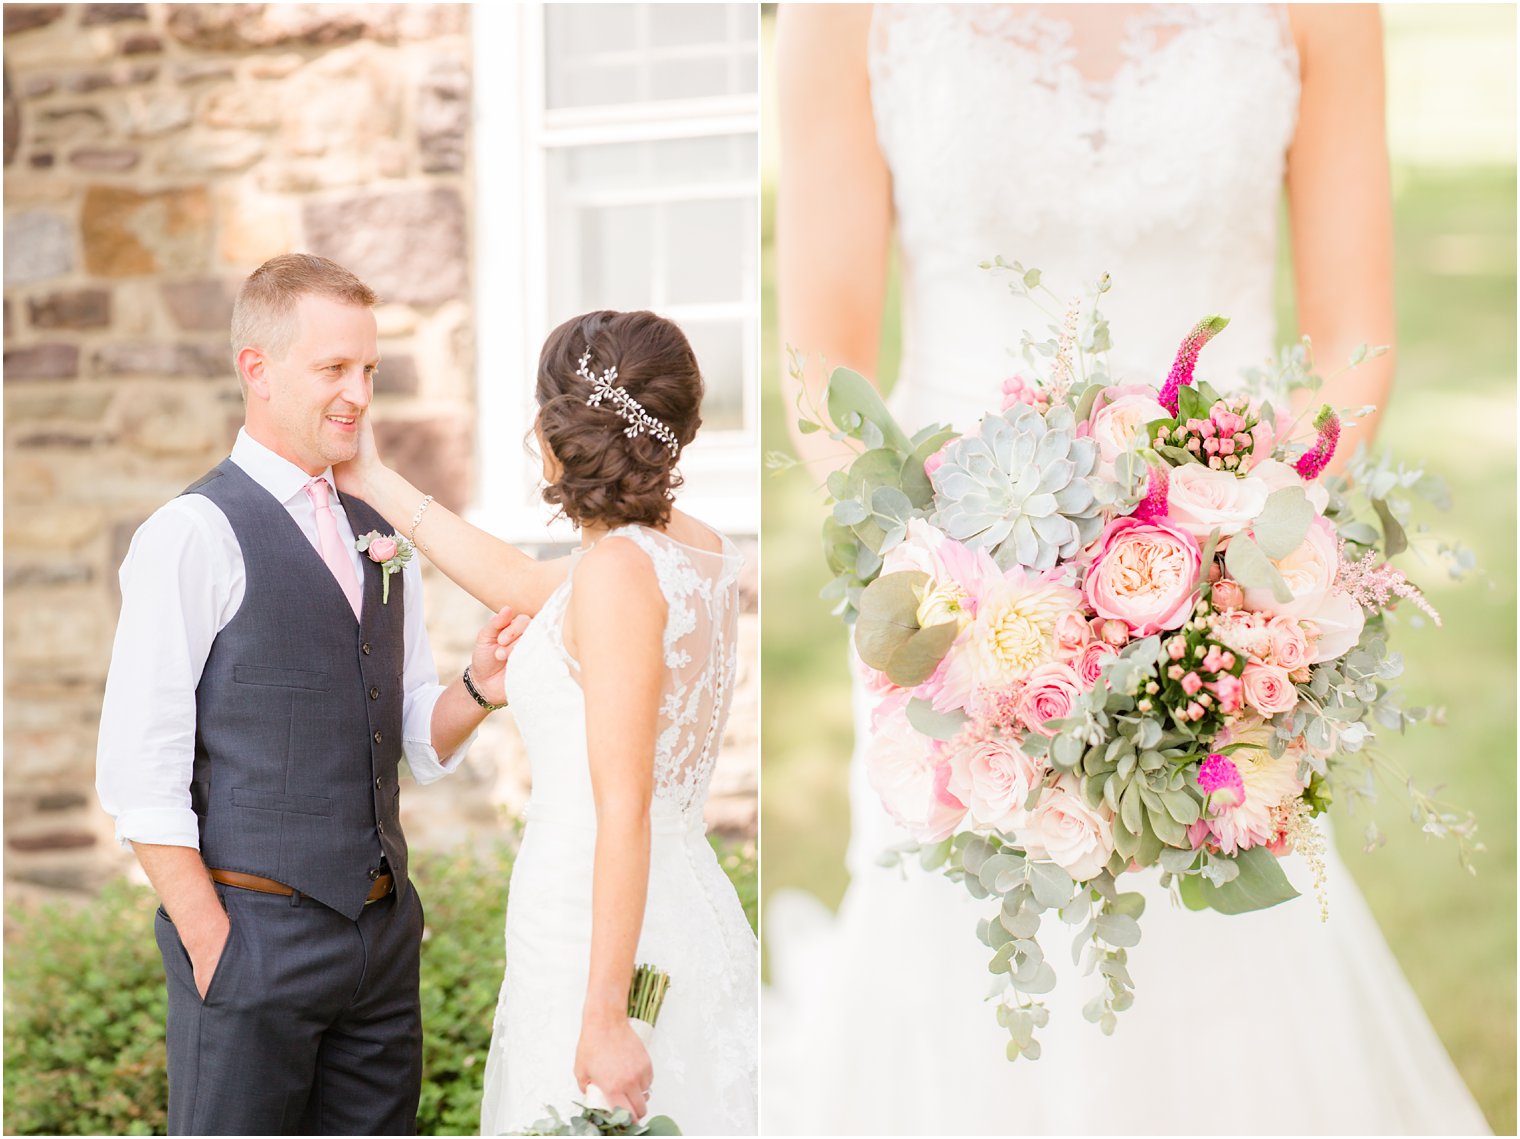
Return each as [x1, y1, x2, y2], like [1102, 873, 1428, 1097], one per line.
[3, 837, 757, 1136]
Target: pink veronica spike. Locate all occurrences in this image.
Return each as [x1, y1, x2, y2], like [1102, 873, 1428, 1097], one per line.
[1158, 315, 1230, 415]
[1294, 405, 1341, 479]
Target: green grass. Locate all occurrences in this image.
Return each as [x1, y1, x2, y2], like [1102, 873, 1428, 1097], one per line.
[3, 838, 758, 1136]
[758, 166, 1517, 1132]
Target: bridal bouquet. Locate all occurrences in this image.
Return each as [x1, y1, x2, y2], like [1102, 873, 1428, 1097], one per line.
[525, 966, 679, 1135]
[797, 265, 1479, 1060]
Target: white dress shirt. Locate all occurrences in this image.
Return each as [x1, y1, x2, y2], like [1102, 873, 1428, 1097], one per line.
[97, 429, 473, 849]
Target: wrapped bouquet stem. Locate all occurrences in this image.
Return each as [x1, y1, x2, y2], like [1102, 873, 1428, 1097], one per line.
[583, 965, 673, 1117]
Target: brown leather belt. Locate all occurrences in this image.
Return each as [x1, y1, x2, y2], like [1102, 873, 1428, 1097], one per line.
[209, 868, 394, 904]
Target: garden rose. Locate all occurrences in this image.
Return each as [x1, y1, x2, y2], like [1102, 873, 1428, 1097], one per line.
[1052, 610, 1092, 660]
[1211, 579, 1245, 611]
[1076, 640, 1119, 688]
[1304, 589, 1367, 663]
[1242, 516, 1339, 619]
[1015, 774, 1116, 881]
[1265, 615, 1311, 671]
[1241, 663, 1298, 716]
[1083, 517, 1202, 637]
[945, 727, 1045, 830]
[864, 704, 966, 842]
[367, 535, 398, 563]
[1087, 385, 1171, 476]
[1014, 662, 1082, 736]
[1164, 462, 1270, 540]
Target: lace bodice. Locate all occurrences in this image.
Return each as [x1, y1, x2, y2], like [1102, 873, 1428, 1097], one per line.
[869, 3, 1301, 432]
[505, 523, 743, 823]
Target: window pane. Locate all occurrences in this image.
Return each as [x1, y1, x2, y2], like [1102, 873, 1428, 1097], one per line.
[682, 317, 745, 432]
[544, 3, 758, 111]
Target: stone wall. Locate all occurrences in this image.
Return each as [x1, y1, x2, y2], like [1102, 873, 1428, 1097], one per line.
[2, 3, 758, 908]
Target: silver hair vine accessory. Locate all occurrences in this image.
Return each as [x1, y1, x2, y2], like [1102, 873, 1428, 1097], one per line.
[575, 348, 680, 455]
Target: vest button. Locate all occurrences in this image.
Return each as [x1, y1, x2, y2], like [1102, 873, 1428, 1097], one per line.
[368, 866, 380, 880]
[375, 775, 383, 789]
[370, 686, 380, 700]
[373, 730, 383, 744]
[362, 642, 371, 655]
[377, 820, 385, 834]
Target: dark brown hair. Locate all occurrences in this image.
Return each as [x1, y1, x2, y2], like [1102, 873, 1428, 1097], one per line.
[535, 310, 703, 529]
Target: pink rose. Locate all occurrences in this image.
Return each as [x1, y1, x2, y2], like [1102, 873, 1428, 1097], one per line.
[1242, 516, 1339, 619]
[1053, 610, 1092, 660]
[945, 728, 1045, 830]
[1014, 774, 1116, 882]
[1076, 640, 1118, 688]
[1083, 517, 1202, 637]
[864, 705, 966, 842]
[1211, 579, 1245, 611]
[1000, 375, 1049, 413]
[1015, 662, 1082, 737]
[1241, 663, 1298, 716]
[1087, 385, 1171, 476]
[1303, 589, 1367, 663]
[367, 535, 398, 563]
[1265, 615, 1310, 671]
[1164, 462, 1270, 540]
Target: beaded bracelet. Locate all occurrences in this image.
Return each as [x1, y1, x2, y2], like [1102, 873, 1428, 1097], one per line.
[409, 494, 434, 554]
[462, 664, 507, 712]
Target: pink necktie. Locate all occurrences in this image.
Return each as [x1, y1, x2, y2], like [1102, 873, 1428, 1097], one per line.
[305, 478, 363, 620]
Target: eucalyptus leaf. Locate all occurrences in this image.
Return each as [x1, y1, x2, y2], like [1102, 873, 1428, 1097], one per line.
[906, 698, 971, 741]
[826, 367, 913, 454]
[1224, 534, 1293, 603]
[1028, 861, 1077, 908]
[1371, 497, 1408, 556]
[1253, 487, 1314, 560]
[854, 571, 927, 672]
[1192, 846, 1300, 914]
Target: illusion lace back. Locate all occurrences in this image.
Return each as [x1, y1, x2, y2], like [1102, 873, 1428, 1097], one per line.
[479, 525, 757, 1136]
[763, 6, 1491, 1134]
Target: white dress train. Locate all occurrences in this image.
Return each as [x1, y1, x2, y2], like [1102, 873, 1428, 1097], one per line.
[480, 524, 758, 1136]
[762, 6, 1490, 1134]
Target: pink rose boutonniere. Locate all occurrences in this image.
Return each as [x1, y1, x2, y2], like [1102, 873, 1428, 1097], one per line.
[355, 530, 414, 604]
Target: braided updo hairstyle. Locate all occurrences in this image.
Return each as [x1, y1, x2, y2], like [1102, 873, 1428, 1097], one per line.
[535, 310, 704, 530]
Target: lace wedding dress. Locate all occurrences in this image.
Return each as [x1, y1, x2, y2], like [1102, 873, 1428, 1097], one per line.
[479, 525, 758, 1135]
[763, 6, 1490, 1134]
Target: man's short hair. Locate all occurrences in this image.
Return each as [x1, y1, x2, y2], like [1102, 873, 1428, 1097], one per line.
[230, 253, 380, 363]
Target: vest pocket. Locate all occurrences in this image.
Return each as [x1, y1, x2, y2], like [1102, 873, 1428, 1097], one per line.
[232, 664, 332, 691]
[231, 786, 334, 816]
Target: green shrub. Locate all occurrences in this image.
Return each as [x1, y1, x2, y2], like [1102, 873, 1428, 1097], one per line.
[3, 837, 759, 1136]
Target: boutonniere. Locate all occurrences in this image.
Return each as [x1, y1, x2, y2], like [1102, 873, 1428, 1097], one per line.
[355, 531, 414, 604]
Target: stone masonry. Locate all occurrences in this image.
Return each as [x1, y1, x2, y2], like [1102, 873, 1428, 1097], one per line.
[3, 4, 758, 912]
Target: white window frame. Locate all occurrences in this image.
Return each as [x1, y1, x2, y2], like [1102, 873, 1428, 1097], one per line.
[472, 3, 759, 545]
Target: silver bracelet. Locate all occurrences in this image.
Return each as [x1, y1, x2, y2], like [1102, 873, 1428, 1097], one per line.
[462, 664, 506, 712]
[409, 494, 434, 554]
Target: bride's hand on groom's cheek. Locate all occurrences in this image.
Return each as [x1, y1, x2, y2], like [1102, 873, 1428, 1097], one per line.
[333, 412, 383, 496]
[470, 606, 530, 704]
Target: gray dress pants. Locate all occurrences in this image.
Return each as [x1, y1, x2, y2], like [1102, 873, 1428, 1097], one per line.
[154, 879, 425, 1135]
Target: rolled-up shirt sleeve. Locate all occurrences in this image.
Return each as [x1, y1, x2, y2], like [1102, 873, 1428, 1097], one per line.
[96, 500, 239, 849]
[400, 554, 476, 784]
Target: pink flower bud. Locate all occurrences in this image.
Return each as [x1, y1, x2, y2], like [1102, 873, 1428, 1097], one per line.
[1186, 701, 1206, 721]
[1211, 579, 1244, 610]
[368, 536, 398, 563]
[1100, 619, 1129, 647]
[1181, 671, 1204, 695]
[1167, 637, 1188, 661]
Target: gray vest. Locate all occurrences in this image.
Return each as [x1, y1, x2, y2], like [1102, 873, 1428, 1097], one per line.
[184, 459, 410, 920]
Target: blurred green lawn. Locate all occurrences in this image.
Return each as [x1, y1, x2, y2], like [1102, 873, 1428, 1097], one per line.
[759, 157, 1517, 1139]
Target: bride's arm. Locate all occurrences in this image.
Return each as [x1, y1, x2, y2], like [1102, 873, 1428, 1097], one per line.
[777, 3, 893, 480]
[1285, 6, 1396, 470]
[570, 539, 665, 1118]
[334, 415, 569, 617]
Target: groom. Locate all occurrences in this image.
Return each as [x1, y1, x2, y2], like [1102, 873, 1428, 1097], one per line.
[96, 253, 523, 1135]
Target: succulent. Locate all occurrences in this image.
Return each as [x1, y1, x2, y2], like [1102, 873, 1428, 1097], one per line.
[930, 405, 1103, 570]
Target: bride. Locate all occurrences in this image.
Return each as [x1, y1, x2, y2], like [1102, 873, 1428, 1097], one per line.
[337, 309, 758, 1134]
[766, 4, 1489, 1134]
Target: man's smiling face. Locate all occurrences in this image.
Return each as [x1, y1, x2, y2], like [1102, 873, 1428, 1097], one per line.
[243, 293, 379, 475]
